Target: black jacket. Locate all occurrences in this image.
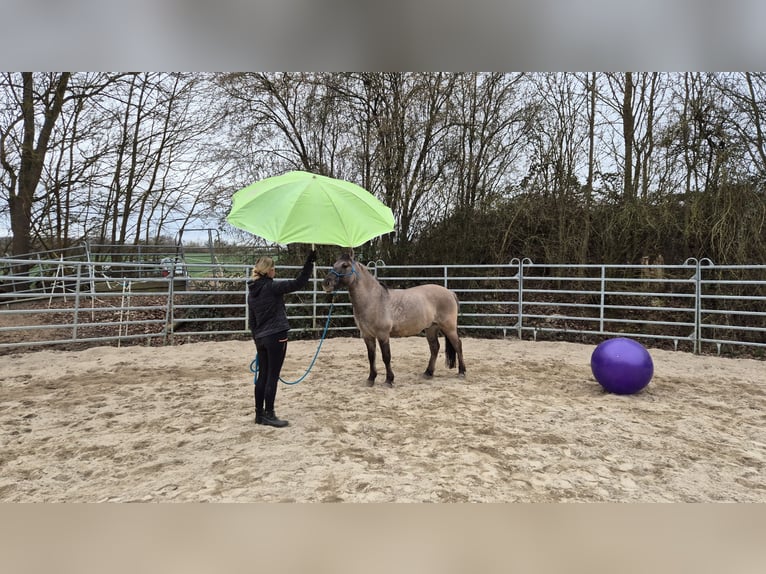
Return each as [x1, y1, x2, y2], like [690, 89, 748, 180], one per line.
[247, 259, 313, 342]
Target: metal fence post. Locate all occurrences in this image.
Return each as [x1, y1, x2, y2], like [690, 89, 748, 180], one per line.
[244, 279, 251, 334]
[682, 257, 701, 354]
[518, 260, 524, 339]
[73, 263, 82, 341]
[686, 257, 715, 355]
[164, 267, 175, 346]
[137, 245, 143, 279]
[511, 258, 532, 339]
[599, 265, 606, 333]
[510, 259, 521, 339]
[312, 265, 317, 331]
[694, 259, 702, 354]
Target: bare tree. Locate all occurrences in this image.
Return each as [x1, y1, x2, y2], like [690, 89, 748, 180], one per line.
[741, 72, 766, 177]
[5, 72, 763, 269]
[661, 73, 732, 195]
[601, 72, 670, 201]
[218, 72, 352, 177]
[622, 72, 635, 199]
[221, 72, 460, 248]
[446, 72, 529, 210]
[715, 72, 766, 181]
[78, 73, 223, 246]
[0, 72, 70, 256]
[38, 73, 122, 248]
[353, 73, 456, 244]
[523, 73, 592, 260]
[582, 71, 597, 262]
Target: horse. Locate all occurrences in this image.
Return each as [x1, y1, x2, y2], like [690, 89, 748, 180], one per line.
[323, 253, 466, 387]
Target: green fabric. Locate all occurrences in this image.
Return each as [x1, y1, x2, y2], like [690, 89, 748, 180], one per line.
[226, 171, 395, 247]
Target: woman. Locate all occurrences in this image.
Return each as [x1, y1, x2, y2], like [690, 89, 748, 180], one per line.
[247, 250, 317, 427]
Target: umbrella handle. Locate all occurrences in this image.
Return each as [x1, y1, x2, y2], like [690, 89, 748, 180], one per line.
[311, 243, 317, 330]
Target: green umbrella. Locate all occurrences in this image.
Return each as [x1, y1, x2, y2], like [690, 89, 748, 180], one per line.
[226, 171, 395, 247]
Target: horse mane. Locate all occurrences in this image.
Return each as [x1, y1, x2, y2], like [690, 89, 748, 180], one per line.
[344, 253, 388, 291]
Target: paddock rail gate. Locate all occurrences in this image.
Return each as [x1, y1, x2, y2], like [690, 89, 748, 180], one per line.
[1, 257, 764, 356]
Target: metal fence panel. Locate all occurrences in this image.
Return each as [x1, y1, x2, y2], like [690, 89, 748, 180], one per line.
[1, 256, 764, 356]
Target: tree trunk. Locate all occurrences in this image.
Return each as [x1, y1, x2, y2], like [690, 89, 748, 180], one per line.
[622, 72, 635, 200]
[10, 72, 71, 257]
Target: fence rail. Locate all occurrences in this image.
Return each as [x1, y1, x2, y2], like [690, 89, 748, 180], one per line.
[1, 256, 764, 357]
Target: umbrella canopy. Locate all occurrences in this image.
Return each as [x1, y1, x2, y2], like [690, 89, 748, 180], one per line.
[226, 171, 395, 247]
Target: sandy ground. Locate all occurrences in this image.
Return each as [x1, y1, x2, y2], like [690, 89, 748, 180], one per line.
[1, 336, 764, 502]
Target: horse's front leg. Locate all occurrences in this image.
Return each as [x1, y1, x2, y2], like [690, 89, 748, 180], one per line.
[363, 336, 377, 386]
[378, 337, 395, 387]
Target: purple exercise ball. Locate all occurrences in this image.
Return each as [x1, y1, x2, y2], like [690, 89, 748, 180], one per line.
[590, 337, 654, 395]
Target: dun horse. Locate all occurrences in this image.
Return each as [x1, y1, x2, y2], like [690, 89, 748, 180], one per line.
[323, 253, 466, 387]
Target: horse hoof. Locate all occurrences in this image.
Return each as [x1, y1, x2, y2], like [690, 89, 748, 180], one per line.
[365, 380, 375, 387]
[457, 372, 466, 379]
[422, 371, 433, 379]
[385, 381, 394, 388]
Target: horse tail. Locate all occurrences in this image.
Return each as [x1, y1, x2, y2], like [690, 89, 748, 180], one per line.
[444, 336, 457, 369]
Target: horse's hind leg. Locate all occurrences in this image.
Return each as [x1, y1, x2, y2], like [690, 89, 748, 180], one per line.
[423, 325, 440, 378]
[363, 335, 377, 386]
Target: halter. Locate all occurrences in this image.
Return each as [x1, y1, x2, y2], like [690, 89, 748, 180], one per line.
[329, 260, 359, 281]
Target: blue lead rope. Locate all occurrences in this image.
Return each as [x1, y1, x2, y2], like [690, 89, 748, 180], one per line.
[250, 301, 335, 386]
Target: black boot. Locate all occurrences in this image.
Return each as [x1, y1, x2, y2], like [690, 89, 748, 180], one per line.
[261, 410, 289, 428]
[255, 409, 264, 425]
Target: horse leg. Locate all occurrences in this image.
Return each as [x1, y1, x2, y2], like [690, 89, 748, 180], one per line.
[363, 335, 377, 386]
[423, 325, 440, 378]
[444, 330, 466, 377]
[378, 337, 395, 387]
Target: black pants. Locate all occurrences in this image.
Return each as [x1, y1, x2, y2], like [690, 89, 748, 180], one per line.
[254, 331, 288, 413]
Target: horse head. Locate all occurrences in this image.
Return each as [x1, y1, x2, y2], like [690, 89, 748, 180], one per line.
[322, 253, 358, 293]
